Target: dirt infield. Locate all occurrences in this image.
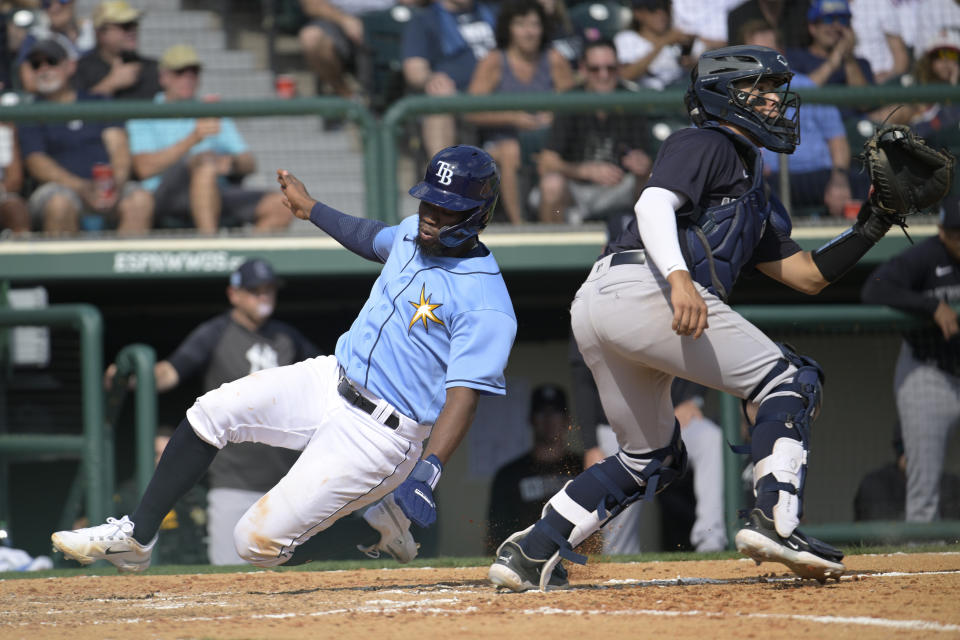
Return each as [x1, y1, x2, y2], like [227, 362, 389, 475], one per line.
[2, 552, 959, 639]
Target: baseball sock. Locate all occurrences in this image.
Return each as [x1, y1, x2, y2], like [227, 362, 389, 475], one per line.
[131, 417, 217, 545]
[520, 457, 644, 560]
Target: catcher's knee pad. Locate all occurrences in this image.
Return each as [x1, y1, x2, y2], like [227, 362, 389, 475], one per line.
[750, 344, 824, 538]
[540, 425, 688, 563]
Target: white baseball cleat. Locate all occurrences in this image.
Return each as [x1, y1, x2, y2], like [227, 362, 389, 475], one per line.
[357, 496, 419, 563]
[735, 508, 844, 583]
[51, 516, 156, 573]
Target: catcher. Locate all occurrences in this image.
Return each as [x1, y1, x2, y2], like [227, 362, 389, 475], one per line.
[487, 45, 954, 592]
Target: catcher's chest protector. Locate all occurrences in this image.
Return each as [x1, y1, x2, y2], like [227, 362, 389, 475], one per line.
[678, 126, 774, 301]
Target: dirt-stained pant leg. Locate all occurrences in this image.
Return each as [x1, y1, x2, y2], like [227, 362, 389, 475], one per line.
[571, 256, 790, 455]
[185, 355, 422, 567]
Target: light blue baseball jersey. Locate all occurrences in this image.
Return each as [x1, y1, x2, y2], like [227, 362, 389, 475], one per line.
[335, 214, 517, 425]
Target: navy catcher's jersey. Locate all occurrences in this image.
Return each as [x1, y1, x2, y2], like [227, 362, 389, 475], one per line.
[336, 214, 517, 425]
[167, 312, 320, 492]
[607, 127, 801, 276]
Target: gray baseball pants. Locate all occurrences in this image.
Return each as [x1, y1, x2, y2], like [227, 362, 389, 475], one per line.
[894, 343, 960, 522]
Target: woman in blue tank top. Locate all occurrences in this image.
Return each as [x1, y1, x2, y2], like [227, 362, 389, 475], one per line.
[466, 0, 574, 225]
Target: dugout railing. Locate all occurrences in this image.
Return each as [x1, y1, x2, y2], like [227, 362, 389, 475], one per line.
[0, 304, 109, 530]
[719, 304, 960, 549]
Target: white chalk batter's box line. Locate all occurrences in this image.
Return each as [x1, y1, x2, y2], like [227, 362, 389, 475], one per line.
[5, 567, 960, 633]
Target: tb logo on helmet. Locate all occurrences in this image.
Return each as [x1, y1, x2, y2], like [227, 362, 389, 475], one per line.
[435, 161, 455, 186]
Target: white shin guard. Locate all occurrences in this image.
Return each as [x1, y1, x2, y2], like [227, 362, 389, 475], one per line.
[753, 437, 806, 538]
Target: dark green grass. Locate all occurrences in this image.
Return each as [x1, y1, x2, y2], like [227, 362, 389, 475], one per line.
[3, 541, 957, 581]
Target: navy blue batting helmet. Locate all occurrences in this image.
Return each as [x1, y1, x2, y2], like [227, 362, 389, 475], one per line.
[684, 45, 800, 153]
[409, 145, 500, 247]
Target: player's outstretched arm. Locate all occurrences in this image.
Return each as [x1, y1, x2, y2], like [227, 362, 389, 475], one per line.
[277, 169, 389, 262]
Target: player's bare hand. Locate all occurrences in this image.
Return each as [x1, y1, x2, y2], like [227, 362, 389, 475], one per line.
[934, 300, 959, 340]
[277, 169, 317, 220]
[667, 270, 708, 338]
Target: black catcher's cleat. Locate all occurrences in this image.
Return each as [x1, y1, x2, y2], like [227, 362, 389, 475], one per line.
[735, 508, 844, 583]
[488, 528, 569, 592]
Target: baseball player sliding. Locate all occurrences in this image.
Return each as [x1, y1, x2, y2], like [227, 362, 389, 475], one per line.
[51, 145, 517, 571]
[489, 45, 949, 592]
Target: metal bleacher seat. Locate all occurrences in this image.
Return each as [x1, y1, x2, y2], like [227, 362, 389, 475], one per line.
[361, 5, 419, 115]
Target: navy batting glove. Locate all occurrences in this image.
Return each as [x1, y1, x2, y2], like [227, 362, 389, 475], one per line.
[394, 454, 443, 528]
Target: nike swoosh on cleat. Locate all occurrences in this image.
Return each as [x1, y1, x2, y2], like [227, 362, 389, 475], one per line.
[104, 547, 129, 555]
[785, 540, 799, 550]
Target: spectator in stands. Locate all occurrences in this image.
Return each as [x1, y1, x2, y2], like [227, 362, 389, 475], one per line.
[19, 39, 153, 234]
[401, 0, 497, 158]
[895, 0, 960, 61]
[670, 0, 738, 56]
[125, 45, 292, 233]
[537, 0, 583, 67]
[112, 425, 209, 566]
[743, 20, 855, 217]
[0, 122, 30, 234]
[849, 0, 909, 84]
[861, 202, 960, 523]
[16, 0, 94, 93]
[105, 259, 320, 565]
[297, 0, 409, 100]
[614, 0, 692, 90]
[884, 29, 960, 132]
[786, 0, 874, 88]
[76, 0, 160, 100]
[854, 421, 960, 521]
[533, 38, 651, 224]
[466, 0, 574, 225]
[727, 0, 809, 49]
[486, 383, 582, 554]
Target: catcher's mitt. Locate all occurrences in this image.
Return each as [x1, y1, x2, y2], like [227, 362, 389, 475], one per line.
[863, 124, 955, 216]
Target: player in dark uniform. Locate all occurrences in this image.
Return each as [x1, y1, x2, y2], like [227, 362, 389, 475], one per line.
[861, 203, 960, 523]
[489, 45, 906, 591]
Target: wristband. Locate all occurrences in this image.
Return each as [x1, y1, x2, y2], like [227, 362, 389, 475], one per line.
[811, 225, 875, 283]
[410, 454, 442, 490]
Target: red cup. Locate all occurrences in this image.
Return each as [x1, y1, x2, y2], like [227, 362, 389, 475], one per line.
[275, 74, 296, 99]
[842, 200, 862, 219]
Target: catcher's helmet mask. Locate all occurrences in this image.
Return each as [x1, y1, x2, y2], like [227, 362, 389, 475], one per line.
[685, 45, 801, 153]
[410, 145, 501, 248]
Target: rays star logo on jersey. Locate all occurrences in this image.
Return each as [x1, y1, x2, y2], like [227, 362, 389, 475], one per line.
[435, 161, 455, 185]
[408, 284, 445, 332]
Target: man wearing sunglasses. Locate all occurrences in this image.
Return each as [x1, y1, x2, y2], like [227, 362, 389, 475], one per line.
[785, 0, 873, 88]
[533, 37, 652, 225]
[125, 44, 292, 233]
[76, 0, 160, 100]
[14, 0, 95, 93]
[18, 38, 154, 234]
